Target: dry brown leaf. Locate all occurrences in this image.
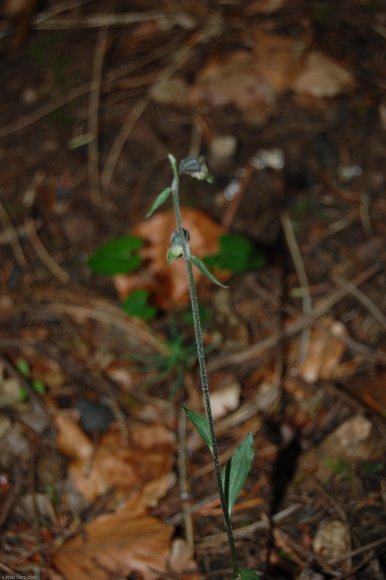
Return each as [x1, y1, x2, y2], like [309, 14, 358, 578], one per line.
[115, 208, 226, 309]
[253, 30, 308, 93]
[189, 51, 274, 123]
[290, 317, 347, 383]
[55, 412, 175, 505]
[54, 412, 94, 463]
[168, 538, 200, 579]
[245, 0, 286, 15]
[293, 51, 355, 97]
[296, 415, 381, 483]
[53, 504, 173, 580]
[352, 370, 386, 415]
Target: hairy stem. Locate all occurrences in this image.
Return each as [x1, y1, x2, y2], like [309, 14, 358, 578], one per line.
[168, 154, 240, 578]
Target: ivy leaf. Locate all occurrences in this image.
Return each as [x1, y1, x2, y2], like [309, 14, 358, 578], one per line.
[184, 407, 212, 452]
[204, 233, 266, 273]
[87, 235, 143, 276]
[121, 289, 157, 322]
[222, 433, 254, 516]
[145, 187, 172, 219]
[191, 255, 228, 289]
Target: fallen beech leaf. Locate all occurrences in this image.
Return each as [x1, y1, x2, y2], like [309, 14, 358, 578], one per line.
[189, 51, 274, 123]
[54, 412, 94, 463]
[168, 538, 200, 579]
[296, 415, 381, 483]
[115, 208, 226, 309]
[293, 51, 355, 97]
[208, 371, 241, 419]
[245, 0, 286, 15]
[53, 505, 173, 580]
[289, 317, 347, 383]
[56, 411, 175, 505]
[253, 30, 308, 93]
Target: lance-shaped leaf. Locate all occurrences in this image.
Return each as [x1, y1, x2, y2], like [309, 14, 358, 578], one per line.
[191, 256, 228, 289]
[222, 433, 254, 516]
[184, 407, 212, 452]
[239, 569, 260, 579]
[145, 187, 172, 219]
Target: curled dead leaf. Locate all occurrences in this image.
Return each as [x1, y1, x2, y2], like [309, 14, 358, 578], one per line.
[293, 51, 355, 97]
[189, 51, 274, 124]
[53, 505, 173, 580]
[115, 208, 226, 309]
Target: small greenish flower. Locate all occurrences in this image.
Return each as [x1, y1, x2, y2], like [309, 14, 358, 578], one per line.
[179, 156, 213, 183]
[167, 229, 190, 263]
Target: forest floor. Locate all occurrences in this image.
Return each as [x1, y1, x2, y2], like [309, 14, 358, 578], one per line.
[0, 1, 386, 579]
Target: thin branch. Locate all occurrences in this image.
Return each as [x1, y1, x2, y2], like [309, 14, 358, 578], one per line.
[0, 43, 178, 140]
[0, 202, 27, 268]
[88, 25, 109, 205]
[101, 32, 205, 193]
[334, 275, 386, 331]
[26, 219, 70, 283]
[281, 211, 312, 365]
[208, 263, 384, 371]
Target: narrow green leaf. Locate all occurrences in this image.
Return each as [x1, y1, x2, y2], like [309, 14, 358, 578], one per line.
[121, 289, 157, 322]
[222, 433, 254, 516]
[87, 235, 143, 275]
[239, 569, 260, 579]
[145, 187, 172, 218]
[191, 255, 228, 289]
[184, 407, 212, 452]
[168, 153, 178, 176]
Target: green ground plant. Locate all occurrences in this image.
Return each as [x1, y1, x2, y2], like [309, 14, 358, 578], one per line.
[146, 154, 259, 579]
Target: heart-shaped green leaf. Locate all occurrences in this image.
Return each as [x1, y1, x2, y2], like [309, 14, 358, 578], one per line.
[87, 235, 143, 275]
[121, 289, 157, 321]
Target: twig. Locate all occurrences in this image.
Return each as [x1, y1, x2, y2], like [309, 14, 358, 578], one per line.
[0, 44, 178, 140]
[34, 11, 192, 30]
[88, 25, 109, 204]
[208, 263, 384, 371]
[222, 164, 255, 229]
[334, 275, 386, 331]
[0, 202, 27, 268]
[0, 464, 27, 529]
[196, 503, 301, 550]
[281, 211, 312, 365]
[101, 32, 204, 193]
[0, 220, 41, 245]
[177, 408, 195, 554]
[101, 96, 151, 193]
[26, 219, 70, 283]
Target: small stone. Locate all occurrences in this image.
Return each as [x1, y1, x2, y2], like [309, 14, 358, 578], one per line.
[313, 519, 350, 559]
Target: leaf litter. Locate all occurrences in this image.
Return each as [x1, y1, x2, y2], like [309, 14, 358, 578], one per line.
[0, 0, 385, 578]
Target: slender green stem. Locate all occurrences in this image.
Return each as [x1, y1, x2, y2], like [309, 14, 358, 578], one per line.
[168, 154, 240, 578]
